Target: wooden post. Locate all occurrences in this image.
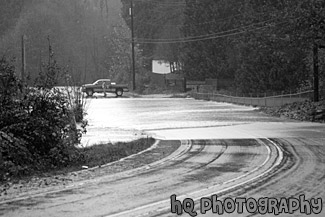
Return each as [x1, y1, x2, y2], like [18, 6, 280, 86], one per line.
[290, 90, 292, 99]
[21, 35, 26, 85]
[313, 43, 319, 102]
[130, 0, 136, 91]
[250, 93, 252, 105]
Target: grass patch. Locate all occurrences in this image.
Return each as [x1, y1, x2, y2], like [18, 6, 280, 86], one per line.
[0, 138, 155, 184]
[79, 137, 155, 168]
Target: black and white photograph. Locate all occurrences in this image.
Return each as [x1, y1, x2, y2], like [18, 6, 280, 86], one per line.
[0, 0, 325, 216]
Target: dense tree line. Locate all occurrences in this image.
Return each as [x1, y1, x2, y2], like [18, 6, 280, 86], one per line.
[0, 0, 132, 85]
[181, 0, 325, 93]
[121, 0, 325, 94]
[1, 1, 323, 93]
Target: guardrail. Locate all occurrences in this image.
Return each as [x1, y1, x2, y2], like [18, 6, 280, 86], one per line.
[190, 90, 313, 107]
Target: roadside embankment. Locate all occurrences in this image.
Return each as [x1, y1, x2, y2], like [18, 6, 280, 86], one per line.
[0, 138, 156, 197]
[259, 100, 325, 123]
[190, 91, 324, 123]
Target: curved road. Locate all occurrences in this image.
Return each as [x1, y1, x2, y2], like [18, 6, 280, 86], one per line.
[1, 97, 324, 217]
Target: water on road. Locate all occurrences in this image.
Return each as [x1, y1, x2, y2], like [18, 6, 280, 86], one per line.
[81, 97, 283, 145]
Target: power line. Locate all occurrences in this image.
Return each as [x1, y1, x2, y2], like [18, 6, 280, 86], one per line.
[135, 8, 285, 28]
[133, 0, 247, 7]
[134, 0, 186, 6]
[135, 17, 287, 43]
[134, 19, 294, 44]
[131, 1, 296, 34]
[127, 1, 299, 44]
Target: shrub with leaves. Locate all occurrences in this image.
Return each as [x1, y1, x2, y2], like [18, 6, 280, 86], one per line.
[0, 131, 33, 179]
[0, 57, 84, 181]
[0, 58, 21, 102]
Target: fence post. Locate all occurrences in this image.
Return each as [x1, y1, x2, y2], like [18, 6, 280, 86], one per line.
[235, 91, 238, 104]
[250, 93, 253, 106]
[290, 90, 292, 99]
[299, 89, 301, 99]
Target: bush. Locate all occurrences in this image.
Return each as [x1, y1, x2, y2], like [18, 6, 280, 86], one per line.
[0, 131, 33, 179]
[0, 57, 84, 181]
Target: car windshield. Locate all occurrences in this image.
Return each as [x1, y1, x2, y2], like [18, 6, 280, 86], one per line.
[94, 80, 110, 85]
[94, 81, 102, 85]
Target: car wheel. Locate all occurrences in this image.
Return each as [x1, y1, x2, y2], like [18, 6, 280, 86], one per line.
[115, 89, 123, 97]
[86, 89, 94, 97]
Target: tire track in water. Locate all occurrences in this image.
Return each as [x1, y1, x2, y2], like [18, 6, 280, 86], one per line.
[105, 138, 283, 217]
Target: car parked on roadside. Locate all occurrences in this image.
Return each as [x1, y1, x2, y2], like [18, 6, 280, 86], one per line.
[81, 79, 129, 97]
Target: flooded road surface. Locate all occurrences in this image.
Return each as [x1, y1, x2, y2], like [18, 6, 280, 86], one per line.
[1, 97, 325, 217]
[81, 97, 283, 145]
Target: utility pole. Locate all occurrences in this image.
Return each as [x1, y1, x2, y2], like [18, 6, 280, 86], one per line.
[47, 35, 52, 65]
[313, 43, 319, 102]
[130, 0, 136, 90]
[21, 35, 26, 89]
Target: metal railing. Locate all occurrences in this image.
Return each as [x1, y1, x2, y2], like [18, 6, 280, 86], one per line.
[190, 90, 314, 107]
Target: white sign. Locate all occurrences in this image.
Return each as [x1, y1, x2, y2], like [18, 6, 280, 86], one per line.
[152, 60, 171, 74]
